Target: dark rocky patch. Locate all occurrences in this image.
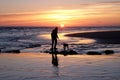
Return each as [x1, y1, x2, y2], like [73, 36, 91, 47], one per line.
[104, 50, 114, 55]
[86, 51, 102, 55]
[47, 50, 78, 56]
[58, 50, 78, 56]
[4, 50, 20, 53]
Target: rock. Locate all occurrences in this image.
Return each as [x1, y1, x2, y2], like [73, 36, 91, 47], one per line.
[69, 50, 78, 55]
[104, 50, 114, 55]
[47, 49, 78, 56]
[58, 51, 68, 56]
[86, 51, 102, 55]
[48, 48, 59, 54]
[5, 50, 20, 53]
[50, 51, 59, 54]
[58, 50, 78, 56]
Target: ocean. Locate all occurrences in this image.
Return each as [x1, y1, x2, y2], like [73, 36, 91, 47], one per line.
[0, 26, 120, 53]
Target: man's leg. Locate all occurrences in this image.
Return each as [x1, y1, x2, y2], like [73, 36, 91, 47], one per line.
[51, 39, 54, 51]
[54, 39, 57, 50]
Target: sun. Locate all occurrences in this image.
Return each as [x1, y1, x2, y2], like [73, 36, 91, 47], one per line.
[60, 24, 64, 28]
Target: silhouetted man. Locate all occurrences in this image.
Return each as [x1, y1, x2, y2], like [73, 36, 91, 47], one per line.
[51, 27, 58, 51]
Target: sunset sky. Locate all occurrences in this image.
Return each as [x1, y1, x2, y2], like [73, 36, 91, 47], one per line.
[0, 0, 120, 27]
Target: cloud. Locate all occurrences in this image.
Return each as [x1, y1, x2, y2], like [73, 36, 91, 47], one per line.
[0, 1, 120, 26]
[0, 1, 120, 17]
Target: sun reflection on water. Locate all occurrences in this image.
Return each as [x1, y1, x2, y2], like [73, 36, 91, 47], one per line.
[74, 38, 96, 44]
[38, 33, 69, 41]
[38, 32, 96, 44]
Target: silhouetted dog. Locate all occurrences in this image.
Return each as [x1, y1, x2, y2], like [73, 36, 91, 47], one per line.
[63, 43, 69, 51]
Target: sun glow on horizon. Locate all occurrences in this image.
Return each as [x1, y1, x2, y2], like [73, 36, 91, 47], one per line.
[0, 1, 120, 27]
[60, 24, 65, 28]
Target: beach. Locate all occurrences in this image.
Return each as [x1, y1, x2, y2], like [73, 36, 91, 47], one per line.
[66, 30, 120, 44]
[0, 53, 120, 80]
[0, 27, 120, 80]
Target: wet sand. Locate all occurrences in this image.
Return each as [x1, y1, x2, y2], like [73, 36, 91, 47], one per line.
[0, 53, 120, 80]
[65, 30, 120, 44]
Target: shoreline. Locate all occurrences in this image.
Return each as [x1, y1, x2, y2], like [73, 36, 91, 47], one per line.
[65, 30, 120, 44]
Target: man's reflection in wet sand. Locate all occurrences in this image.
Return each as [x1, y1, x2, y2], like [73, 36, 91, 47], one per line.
[52, 53, 58, 66]
[51, 52, 59, 76]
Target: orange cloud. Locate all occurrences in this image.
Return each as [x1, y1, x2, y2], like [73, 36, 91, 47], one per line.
[0, 1, 120, 26]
